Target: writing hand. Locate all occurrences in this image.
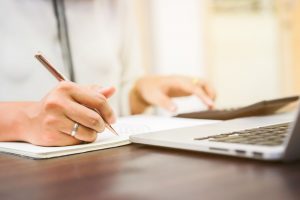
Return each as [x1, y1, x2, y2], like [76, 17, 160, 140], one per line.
[22, 82, 116, 146]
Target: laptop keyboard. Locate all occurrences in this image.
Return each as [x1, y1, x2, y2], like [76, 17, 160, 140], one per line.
[194, 123, 291, 146]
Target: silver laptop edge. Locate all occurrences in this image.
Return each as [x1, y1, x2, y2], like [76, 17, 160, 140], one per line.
[130, 106, 300, 162]
[282, 106, 300, 161]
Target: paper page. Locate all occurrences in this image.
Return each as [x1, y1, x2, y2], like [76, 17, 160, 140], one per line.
[112, 115, 218, 134]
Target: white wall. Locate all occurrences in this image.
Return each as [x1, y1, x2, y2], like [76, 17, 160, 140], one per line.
[209, 10, 281, 107]
[150, 0, 205, 76]
[150, 0, 208, 113]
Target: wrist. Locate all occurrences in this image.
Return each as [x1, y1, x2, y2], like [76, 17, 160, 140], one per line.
[0, 102, 37, 142]
[19, 102, 40, 142]
[129, 79, 150, 115]
[13, 102, 38, 142]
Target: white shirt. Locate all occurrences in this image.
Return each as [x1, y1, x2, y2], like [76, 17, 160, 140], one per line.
[0, 0, 142, 116]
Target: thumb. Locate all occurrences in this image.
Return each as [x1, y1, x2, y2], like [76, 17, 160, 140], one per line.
[99, 86, 116, 98]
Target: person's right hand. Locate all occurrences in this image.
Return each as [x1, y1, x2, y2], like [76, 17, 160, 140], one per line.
[22, 81, 116, 147]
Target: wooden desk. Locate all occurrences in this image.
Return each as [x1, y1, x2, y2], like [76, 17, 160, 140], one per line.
[0, 144, 299, 200]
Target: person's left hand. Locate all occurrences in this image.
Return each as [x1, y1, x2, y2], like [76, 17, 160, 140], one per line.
[130, 75, 216, 114]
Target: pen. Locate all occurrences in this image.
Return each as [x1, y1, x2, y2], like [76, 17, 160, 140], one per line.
[35, 52, 119, 136]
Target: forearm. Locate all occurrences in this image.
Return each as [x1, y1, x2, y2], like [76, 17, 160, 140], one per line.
[0, 102, 36, 142]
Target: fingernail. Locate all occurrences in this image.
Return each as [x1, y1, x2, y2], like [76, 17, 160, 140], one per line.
[95, 87, 106, 94]
[110, 115, 116, 124]
[169, 104, 177, 113]
[206, 98, 214, 106]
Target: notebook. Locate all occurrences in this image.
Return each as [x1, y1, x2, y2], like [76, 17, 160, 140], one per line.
[0, 115, 218, 159]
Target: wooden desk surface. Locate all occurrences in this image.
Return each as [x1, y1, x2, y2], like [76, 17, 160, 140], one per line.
[0, 144, 300, 200]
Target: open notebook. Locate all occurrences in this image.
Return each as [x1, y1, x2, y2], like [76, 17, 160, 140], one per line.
[0, 115, 218, 159]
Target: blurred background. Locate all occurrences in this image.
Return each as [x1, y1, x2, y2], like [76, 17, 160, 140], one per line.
[131, 0, 300, 110]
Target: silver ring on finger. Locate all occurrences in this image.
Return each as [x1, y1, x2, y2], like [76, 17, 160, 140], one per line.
[71, 123, 79, 137]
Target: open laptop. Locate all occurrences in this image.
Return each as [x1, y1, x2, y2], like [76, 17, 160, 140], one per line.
[130, 104, 300, 162]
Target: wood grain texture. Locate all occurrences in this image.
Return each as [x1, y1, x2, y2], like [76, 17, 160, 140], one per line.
[0, 144, 300, 200]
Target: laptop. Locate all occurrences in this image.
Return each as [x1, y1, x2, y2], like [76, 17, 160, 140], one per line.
[130, 104, 300, 162]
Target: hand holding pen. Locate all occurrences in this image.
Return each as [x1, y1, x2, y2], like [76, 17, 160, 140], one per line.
[24, 52, 118, 147]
